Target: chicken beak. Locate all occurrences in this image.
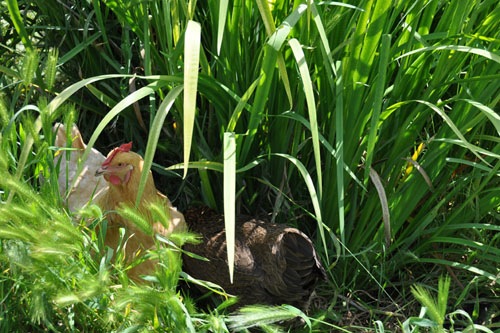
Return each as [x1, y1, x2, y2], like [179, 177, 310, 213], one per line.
[95, 165, 133, 176]
[95, 166, 107, 177]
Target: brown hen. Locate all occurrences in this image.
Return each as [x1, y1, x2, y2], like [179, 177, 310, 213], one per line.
[182, 207, 326, 311]
[95, 142, 186, 279]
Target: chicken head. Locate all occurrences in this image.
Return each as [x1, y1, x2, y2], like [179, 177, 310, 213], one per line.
[95, 142, 135, 186]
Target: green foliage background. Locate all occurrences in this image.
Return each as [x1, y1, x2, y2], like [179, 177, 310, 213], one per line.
[1, 0, 499, 331]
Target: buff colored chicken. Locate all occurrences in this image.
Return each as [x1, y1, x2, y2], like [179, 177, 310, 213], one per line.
[54, 123, 107, 212]
[94, 142, 186, 279]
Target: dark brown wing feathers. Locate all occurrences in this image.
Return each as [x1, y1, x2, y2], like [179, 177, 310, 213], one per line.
[183, 207, 326, 310]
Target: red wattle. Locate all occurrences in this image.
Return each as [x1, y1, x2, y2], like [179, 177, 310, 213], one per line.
[109, 175, 122, 185]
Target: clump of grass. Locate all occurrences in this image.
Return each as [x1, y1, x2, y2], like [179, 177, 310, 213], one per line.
[0, 160, 109, 330]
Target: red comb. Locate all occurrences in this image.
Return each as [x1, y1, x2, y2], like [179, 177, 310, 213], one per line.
[102, 142, 133, 166]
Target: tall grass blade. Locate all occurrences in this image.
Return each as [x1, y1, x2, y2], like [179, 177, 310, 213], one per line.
[416, 258, 498, 281]
[364, 34, 391, 181]
[223, 132, 236, 283]
[227, 77, 261, 132]
[403, 158, 435, 191]
[216, 0, 228, 55]
[460, 99, 500, 135]
[267, 5, 309, 109]
[348, 0, 373, 86]
[335, 60, 345, 249]
[183, 20, 201, 178]
[395, 45, 500, 64]
[445, 157, 500, 175]
[368, 167, 391, 248]
[289, 38, 323, 200]
[309, 1, 340, 86]
[57, 33, 102, 66]
[228, 304, 309, 331]
[256, 0, 293, 109]
[91, 0, 112, 55]
[167, 160, 224, 173]
[6, 0, 32, 49]
[0, 96, 8, 127]
[357, 0, 390, 85]
[255, 0, 275, 36]
[268, 4, 306, 51]
[136, 85, 184, 206]
[240, 45, 277, 162]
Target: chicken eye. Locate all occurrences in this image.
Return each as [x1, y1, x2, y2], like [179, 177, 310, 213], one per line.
[117, 163, 124, 167]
